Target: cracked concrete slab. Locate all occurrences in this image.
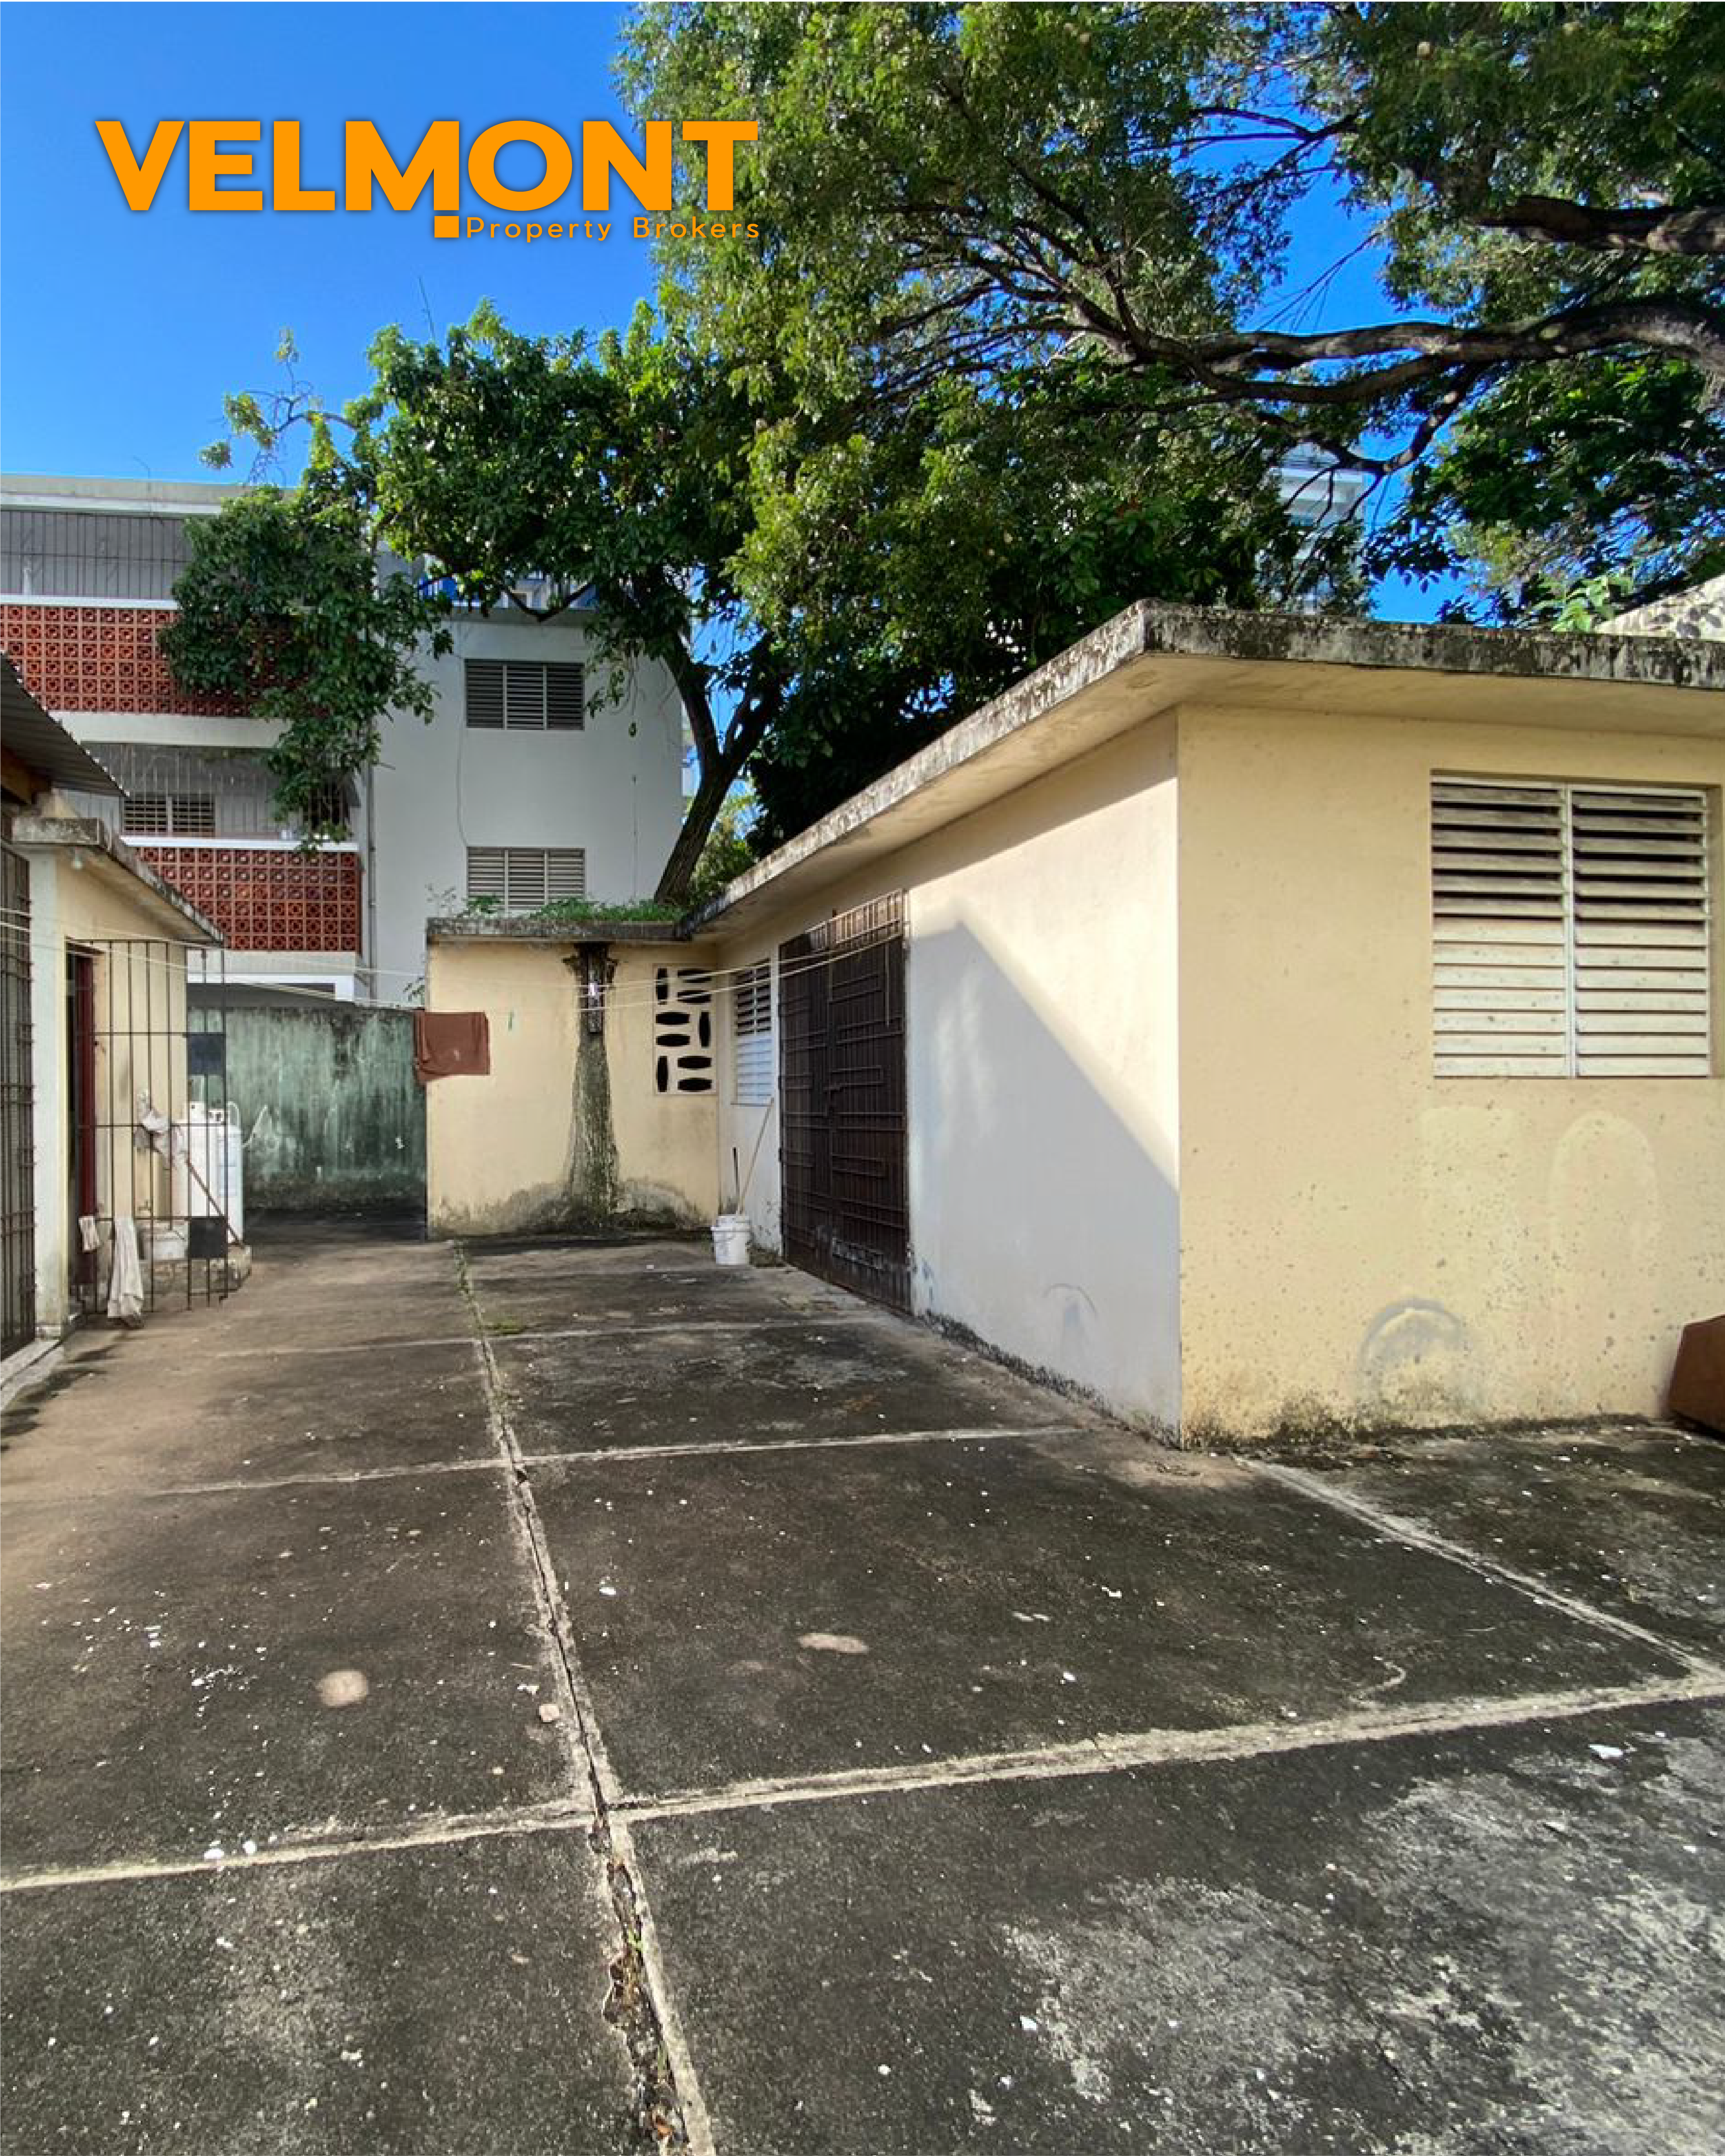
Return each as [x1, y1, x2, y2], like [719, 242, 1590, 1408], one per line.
[464, 1261, 862, 1335]
[492, 1319, 1083, 1455]
[632, 1698, 1725, 2156]
[1292, 1426, 1725, 1659]
[461, 1234, 717, 1277]
[529, 1428, 1685, 1802]
[1, 1469, 571, 1872]
[1, 1334, 492, 1497]
[11, 1223, 1725, 2156]
[0, 1832, 636, 2156]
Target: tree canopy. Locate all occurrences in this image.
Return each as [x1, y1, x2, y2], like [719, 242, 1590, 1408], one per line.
[626, 0, 1725, 616]
[169, 299, 1287, 891]
[168, 2, 1722, 901]
[159, 482, 446, 838]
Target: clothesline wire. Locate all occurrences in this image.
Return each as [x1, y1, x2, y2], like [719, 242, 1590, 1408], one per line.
[0, 904, 905, 1021]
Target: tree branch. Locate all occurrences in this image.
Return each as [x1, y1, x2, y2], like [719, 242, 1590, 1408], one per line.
[1476, 194, 1725, 256]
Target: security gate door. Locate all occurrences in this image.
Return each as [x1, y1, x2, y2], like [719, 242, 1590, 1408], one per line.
[778, 895, 909, 1311]
[0, 845, 33, 1358]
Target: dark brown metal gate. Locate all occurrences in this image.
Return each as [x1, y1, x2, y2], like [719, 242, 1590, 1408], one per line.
[1, 844, 35, 1357]
[779, 894, 909, 1311]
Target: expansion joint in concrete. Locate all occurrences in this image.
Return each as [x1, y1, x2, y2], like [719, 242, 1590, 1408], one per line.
[1251, 1459, 1725, 1680]
[0, 1800, 593, 1897]
[515, 1421, 1095, 1470]
[613, 1672, 1725, 1825]
[453, 1242, 716, 2156]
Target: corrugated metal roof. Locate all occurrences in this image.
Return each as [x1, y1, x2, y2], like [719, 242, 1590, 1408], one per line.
[1, 656, 122, 796]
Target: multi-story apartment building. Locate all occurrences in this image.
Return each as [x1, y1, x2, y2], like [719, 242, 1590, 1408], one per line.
[0, 473, 688, 1005]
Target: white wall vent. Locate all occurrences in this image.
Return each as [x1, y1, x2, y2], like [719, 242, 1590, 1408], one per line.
[1432, 777, 1712, 1078]
[465, 846, 587, 911]
[464, 658, 585, 730]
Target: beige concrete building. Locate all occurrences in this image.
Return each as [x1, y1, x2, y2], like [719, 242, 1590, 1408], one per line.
[423, 604, 1723, 1441]
[425, 928, 719, 1240]
[4, 660, 230, 1368]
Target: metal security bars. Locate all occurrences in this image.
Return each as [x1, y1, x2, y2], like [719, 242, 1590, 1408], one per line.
[463, 658, 585, 730]
[0, 845, 34, 1357]
[733, 960, 773, 1104]
[465, 847, 587, 911]
[126, 793, 217, 836]
[71, 940, 240, 1322]
[0, 506, 196, 602]
[779, 894, 909, 1311]
[1432, 778, 1713, 1078]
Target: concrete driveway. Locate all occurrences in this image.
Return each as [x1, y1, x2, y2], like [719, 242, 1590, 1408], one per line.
[3, 1223, 1722, 2155]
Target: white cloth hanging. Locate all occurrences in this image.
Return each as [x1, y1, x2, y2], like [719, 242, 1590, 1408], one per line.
[78, 1215, 101, 1253]
[107, 1217, 144, 1326]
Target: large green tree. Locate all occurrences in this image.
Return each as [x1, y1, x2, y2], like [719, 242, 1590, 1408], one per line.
[626, 0, 1725, 617]
[169, 302, 1286, 888]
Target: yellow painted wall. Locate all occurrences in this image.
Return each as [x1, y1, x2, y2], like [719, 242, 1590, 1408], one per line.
[1176, 704, 1725, 1434]
[23, 846, 203, 1327]
[425, 939, 717, 1237]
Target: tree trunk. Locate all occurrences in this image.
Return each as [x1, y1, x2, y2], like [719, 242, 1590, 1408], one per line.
[654, 759, 739, 907]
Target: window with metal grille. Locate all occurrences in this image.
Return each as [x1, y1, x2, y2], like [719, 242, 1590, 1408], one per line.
[733, 961, 773, 1104]
[1432, 778, 1713, 1078]
[463, 658, 584, 730]
[125, 792, 216, 836]
[465, 847, 587, 911]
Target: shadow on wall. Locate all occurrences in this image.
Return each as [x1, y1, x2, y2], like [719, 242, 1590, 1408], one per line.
[908, 920, 1180, 1434]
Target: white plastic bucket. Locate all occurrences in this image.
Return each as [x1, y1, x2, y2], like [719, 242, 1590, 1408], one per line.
[711, 1213, 752, 1267]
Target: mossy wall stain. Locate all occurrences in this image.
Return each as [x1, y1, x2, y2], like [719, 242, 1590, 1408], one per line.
[225, 1006, 425, 1211]
[569, 1012, 624, 1223]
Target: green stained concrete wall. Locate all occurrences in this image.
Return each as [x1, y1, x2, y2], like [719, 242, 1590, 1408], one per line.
[223, 1006, 425, 1213]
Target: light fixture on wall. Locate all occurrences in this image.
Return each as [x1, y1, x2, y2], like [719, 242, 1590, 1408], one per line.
[565, 945, 615, 1037]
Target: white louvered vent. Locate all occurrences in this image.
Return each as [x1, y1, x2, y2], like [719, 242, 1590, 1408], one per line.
[733, 961, 773, 1105]
[464, 658, 585, 730]
[1572, 786, 1711, 1076]
[466, 846, 587, 911]
[1432, 778, 1712, 1079]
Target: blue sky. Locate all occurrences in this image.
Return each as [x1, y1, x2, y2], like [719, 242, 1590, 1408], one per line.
[1, 2, 659, 479]
[1, 1, 1444, 614]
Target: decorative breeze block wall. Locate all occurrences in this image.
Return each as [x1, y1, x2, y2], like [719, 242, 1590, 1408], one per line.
[0, 605, 247, 716]
[138, 847, 362, 953]
[654, 967, 714, 1093]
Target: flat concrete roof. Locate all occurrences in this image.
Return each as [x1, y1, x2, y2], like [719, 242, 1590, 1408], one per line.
[694, 601, 1725, 936]
[0, 472, 241, 515]
[427, 916, 689, 947]
[9, 815, 224, 944]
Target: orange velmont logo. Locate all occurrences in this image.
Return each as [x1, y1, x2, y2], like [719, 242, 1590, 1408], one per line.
[94, 119, 759, 238]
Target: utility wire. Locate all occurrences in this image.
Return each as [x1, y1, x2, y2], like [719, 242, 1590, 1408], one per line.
[0, 906, 905, 1019]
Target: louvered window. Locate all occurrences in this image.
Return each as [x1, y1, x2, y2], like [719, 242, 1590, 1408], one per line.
[1432, 778, 1712, 1078]
[733, 961, 773, 1104]
[464, 658, 584, 730]
[465, 846, 587, 911]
